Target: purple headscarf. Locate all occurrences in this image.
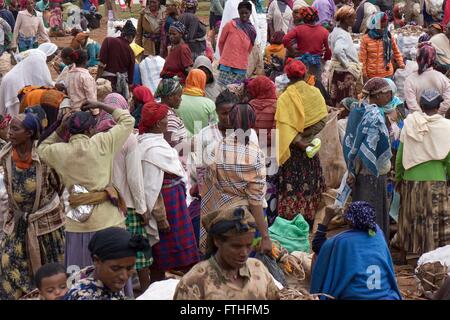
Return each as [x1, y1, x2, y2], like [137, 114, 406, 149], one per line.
[96, 93, 129, 133]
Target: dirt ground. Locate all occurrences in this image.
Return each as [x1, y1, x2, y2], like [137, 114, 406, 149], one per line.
[47, 16, 425, 301]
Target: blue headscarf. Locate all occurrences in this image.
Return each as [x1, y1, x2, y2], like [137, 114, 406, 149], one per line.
[17, 112, 42, 140]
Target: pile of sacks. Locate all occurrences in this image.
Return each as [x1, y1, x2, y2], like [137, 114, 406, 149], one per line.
[415, 245, 450, 298]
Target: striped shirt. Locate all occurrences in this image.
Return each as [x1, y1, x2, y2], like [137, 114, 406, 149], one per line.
[201, 133, 266, 216]
[167, 108, 187, 149]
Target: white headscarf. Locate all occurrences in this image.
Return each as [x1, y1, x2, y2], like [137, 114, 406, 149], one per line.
[38, 42, 58, 57]
[0, 50, 53, 116]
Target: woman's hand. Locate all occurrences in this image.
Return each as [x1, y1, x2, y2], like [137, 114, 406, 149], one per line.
[259, 236, 273, 255]
[346, 172, 355, 185]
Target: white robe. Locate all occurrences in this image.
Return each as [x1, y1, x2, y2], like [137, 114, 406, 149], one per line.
[0, 49, 53, 116]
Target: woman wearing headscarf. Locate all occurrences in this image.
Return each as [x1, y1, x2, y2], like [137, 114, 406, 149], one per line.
[202, 103, 272, 255]
[160, 21, 194, 83]
[138, 101, 199, 283]
[0, 112, 65, 300]
[135, 0, 165, 57]
[64, 227, 151, 300]
[160, 0, 182, 58]
[395, 90, 450, 261]
[310, 202, 401, 300]
[95, 93, 150, 292]
[154, 78, 187, 150]
[343, 77, 393, 240]
[359, 12, 405, 81]
[11, 0, 50, 52]
[328, 6, 363, 108]
[275, 59, 328, 222]
[37, 100, 135, 273]
[0, 46, 55, 116]
[404, 43, 450, 116]
[267, 0, 293, 39]
[70, 30, 101, 68]
[217, 0, 256, 86]
[247, 76, 277, 150]
[429, 22, 450, 73]
[179, 1, 207, 60]
[193, 55, 221, 101]
[176, 69, 217, 136]
[174, 206, 280, 300]
[131, 85, 154, 129]
[66, 49, 97, 110]
[282, 6, 331, 79]
[352, 0, 380, 34]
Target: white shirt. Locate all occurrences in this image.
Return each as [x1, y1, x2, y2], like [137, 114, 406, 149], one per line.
[267, 0, 293, 34]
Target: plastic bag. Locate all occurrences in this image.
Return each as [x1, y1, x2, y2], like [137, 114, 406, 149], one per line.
[269, 215, 310, 253]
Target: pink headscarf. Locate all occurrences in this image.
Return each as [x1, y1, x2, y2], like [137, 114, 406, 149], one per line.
[96, 93, 129, 132]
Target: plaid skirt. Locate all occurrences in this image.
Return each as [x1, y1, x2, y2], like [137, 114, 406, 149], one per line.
[151, 178, 200, 271]
[397, 181, 449, 256]
[125, 208, 153, 270]
[0, 218, 64, 300]
[217, 69, 246, 87]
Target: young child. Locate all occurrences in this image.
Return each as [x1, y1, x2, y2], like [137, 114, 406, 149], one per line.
[25, 263, 68, 300]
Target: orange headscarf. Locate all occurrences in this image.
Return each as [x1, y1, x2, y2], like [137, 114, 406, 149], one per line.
[183, 69, 206, 97]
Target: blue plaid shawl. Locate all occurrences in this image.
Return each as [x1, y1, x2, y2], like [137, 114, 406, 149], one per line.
[343, 101, 392, 177]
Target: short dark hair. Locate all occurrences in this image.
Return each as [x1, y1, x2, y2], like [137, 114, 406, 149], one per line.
[34, 263, 67, 289]
[215, 89, 238, 109]
[70, 49, 88, 66]
[61, 47, 74, 60]
[238, 0, 252, 12]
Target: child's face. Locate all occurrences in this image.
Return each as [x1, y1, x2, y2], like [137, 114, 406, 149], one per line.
[39, 273, 68, 300]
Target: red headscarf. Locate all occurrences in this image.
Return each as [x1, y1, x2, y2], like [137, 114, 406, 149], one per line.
[133, 86, 154, 104]
[284, 58, 307, 80]
[247, 76, 277, 101]
[138, 102, 169, 134]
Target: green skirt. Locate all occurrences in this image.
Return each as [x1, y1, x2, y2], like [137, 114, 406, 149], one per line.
[125, 209, 153, 270]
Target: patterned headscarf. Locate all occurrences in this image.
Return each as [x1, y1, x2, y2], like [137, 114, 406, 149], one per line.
[362, 77, 391, 97]
[24, 106, 48, 130]
[418, 33, 431, 43]
[416, 43, 436, 75]
[202, 206, 256, 236]
[169, 21, 186, 35]
[15, 113, 42, 140]
[367, 12, 392, 68]
[299, 6, 319, 24]
[0, 114, 11, 130]
[155, 78, 183, 98]
[68, 111, 97, 135]
[138, 102, 169, 134]
[335, 5, 355, 24]
[183, 0, 197, 8]
[284, 58, 307, 80]
[96, 93, 129, 132]
[343, 201, 377, 235]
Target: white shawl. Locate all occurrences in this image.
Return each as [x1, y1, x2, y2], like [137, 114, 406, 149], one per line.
[0, 49, 53, 116]
[400, 112, 450, 170]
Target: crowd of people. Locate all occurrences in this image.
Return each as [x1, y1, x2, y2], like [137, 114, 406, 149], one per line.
[0, 0, 449, 301]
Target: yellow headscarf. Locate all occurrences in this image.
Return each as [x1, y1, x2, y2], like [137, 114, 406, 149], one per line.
[130, 43, 144, 62]
[275, 81, 328, 166]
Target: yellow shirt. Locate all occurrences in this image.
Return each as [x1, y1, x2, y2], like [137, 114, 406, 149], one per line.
[37, 109, 135, 232]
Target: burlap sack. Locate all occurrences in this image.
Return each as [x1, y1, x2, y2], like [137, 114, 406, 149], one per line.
[317, 111, 347, 189]
[312, 189, 349, 234]
[415, 261, 448, 297]
[0, 52, 12, 77]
